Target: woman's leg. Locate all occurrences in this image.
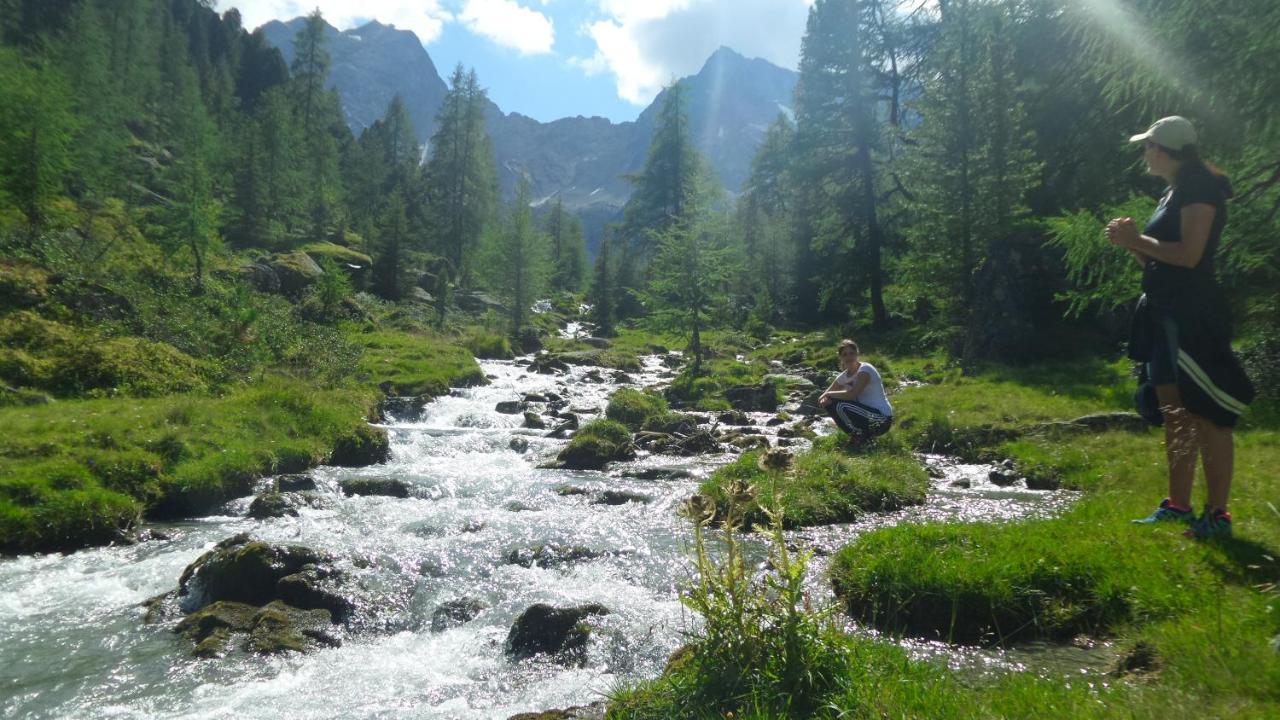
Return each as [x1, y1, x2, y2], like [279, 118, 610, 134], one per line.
[826, 403, 856, 435]
[1197, 416, 1233, 511]
[1156, 383, 1198, 508]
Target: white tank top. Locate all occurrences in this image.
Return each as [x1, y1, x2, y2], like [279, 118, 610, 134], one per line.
[835, 362, 893, 416]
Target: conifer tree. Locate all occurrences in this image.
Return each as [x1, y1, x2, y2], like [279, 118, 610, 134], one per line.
[424, 65, 498, 287]
[484, 176, 548, 333]
[0, 48, 76, 242]
[546, 198, 586, 292]
[589, 229, 617, 337]
[643, 213, 732, 375]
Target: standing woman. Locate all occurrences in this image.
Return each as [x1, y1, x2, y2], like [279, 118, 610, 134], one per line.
[1106, 116, 1254, 539]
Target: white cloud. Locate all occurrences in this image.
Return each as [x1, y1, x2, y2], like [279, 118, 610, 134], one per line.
[458, 0, 555, 55]
[217, 1, 452, 44]
[579, 0, 812, 106]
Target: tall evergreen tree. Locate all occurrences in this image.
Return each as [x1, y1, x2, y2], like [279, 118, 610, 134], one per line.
[589, 228, 617, 337]
[423, 65, 497, 288]
[545, 198, 587, 292]
[484, 176, 548, 333]
[643, 213, 733, 375]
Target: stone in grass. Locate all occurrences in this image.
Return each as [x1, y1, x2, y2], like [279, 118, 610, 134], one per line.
[725, 383, 778, 412]
[504, 603, 610, 664]
[340, 477, 411, 498]
[594, 490, 651, 506]
[431, 598, 489, 633]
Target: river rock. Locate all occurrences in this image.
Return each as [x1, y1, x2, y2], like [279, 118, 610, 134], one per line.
[382, 396, 428, 420]
[523, 393, 549, 403]
[523, 412, 547, 429]
[619, 467, 696, 481]
[340, 477, 411, 498]
[507, 702, 606, 720]
[528, 355, 570, 374]
[726, 383, 778, 412]
[650, 429, 719, 456]
[716, 410, 753, 426]
[795, 389, 825, 417]
[988, 469, 1021, 487]
[728, 435, 770, 451]
[276, 565, 355, 622]
[554, 485, 592, 496]
[545, 415, 579, 439]
[177, 534, 338, 612]
[554, 435, 635, 470]
[248, 492, 301, 519]
[496, 400, 525, 414]
[275, 474, 318, 492]
[503, 544, 604, 568]
[329, 424, 391, 467]
[764, 373, 817, 391]
[504, 603, 610, 663]
[174, 598, 340, 657]
[431, 598, 488, 632]
[509, 437, 530, 453]
[594, 490, 651, 506]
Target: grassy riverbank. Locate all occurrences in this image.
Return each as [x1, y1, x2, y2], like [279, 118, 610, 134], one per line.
[610, 350, 1280, 718]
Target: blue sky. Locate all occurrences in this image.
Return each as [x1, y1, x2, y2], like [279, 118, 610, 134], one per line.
[217, 0, 813, 123]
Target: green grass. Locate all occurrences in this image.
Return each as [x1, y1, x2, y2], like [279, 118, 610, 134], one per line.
[697, 435, 928, 529]
[614, 350, 1280, 719]
[0, 378, 381, 553]
[349, 328, 485, 396]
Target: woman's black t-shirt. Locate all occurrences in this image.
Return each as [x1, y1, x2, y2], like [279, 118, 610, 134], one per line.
[1141, 167, 1229, 305]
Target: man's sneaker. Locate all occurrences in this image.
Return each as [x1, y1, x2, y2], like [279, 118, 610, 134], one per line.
[1185, 507, 1232, 540]
[1132, 498, 1195, 524]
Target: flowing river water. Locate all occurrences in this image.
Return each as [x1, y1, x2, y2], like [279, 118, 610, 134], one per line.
[1, 353, 1087, 719]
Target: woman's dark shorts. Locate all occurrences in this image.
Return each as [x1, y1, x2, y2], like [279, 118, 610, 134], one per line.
[1148, 311, 1180, 386]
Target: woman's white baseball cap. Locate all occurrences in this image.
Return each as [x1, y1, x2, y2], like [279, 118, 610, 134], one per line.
[1129, 116, 1197, 151]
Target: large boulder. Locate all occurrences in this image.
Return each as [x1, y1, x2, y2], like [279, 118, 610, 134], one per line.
[504, 603, 610, 663]
[175, 600, 339, 657]
[247, 492, 301, 519]
[267, 252, 325, 296]
[456, 290, 507, 313]
[177, 534, 342, 613]
[725, 382, 779, 412]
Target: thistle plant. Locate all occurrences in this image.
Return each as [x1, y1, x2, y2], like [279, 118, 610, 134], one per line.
[676, 448, 839, 715]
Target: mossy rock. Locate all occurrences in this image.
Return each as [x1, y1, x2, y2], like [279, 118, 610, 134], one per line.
[339, 477, 410, 498]
[640, 411, 699, 435]
[504, 603, 610, 664]
[268, 252, 324, 296]
[329, 424, 390, 467]
[247, 492, 301, 519]
[177, 533, 335, 610]
[605, 388, 669, 430]
[554, 419, 634, 470]
[0, 260, 50, 308]
[300, 242, 373, 268]
[174, 599, 338, 657]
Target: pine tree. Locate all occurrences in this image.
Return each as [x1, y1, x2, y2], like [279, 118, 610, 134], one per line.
[484, 176, 548, 333]
[424, 65, 498, 288]
[643, 213, 733, 375]
[546, 198, 586, 292]
[589, 228, 617, 337]
[371, 191, 409, 300]
[0, 47, 77, 243]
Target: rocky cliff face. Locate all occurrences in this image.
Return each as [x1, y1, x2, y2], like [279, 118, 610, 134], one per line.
[261, 21, 797, 247]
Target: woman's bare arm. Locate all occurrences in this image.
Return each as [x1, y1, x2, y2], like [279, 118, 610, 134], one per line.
[1110, 205, 1216, 268]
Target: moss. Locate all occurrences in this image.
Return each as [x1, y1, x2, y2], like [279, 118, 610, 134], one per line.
[640, 411, 698, 435]
[555, 419, 634, 470]
[699, 442, 928, 529]
[300, 242, 373, 268]
[351, 328, 485, 397]
[0, 378, 380, 552]
[463, 329, 514, 359]
[605, 388, 669, 430]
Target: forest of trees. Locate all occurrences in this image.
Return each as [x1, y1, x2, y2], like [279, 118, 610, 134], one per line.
[1, 0, 1277, 384]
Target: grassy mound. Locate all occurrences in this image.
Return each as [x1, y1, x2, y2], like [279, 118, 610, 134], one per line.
[605, 388, 669, 430]
[0, 379, 380, 553]
[555, 419, 634, 470]
[698, 437, 927, 529]
[0, 311, 209, 397]
[350, 328, 485, 396]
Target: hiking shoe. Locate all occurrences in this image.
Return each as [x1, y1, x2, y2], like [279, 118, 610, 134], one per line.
[1185, 508, 1232, 540]
[1132, 498, 1195, 524]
